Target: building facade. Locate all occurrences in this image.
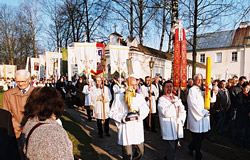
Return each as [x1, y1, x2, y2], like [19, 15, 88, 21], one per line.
[187, 22, 250, 80]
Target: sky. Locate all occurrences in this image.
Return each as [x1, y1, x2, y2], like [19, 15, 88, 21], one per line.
[1, 0, 20, 6]
[0, 0, 249, 52]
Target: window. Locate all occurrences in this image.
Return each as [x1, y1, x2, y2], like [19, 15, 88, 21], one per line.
[215, 53, 222, 63]
[200, 54, 205, 63]
[232, 52, 237, 62]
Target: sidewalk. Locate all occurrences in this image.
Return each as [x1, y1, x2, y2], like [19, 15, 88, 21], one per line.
[65, 107, 222, 160]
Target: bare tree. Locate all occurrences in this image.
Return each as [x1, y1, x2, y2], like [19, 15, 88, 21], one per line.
[180, 0, 235, 77]
[22, 0, 40, 58]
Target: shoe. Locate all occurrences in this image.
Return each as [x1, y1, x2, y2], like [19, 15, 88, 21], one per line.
[151, 130, 157, 133]
[98, 134, 103, 138]
[188, 150, 194, 156]
[106, 133, 111, 137]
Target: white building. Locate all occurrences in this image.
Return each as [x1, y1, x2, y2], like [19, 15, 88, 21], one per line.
[105, 32, 206, 80]
[187, 22, 250, 80]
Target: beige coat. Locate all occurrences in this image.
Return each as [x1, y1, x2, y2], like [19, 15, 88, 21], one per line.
[2, 86, 34, 138]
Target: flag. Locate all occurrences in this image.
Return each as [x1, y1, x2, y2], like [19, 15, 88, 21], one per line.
[109, 45, 129, 74]
[90, 43, 105, 76]
[30, 58, 39, 78]
[74, 42, 97, 75]
[173, 28, 187, 89]
[61, 48, 68, 75]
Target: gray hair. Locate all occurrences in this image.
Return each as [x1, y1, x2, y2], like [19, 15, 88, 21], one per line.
[15, 70, 30, 80]
[193, 73, 203, 80]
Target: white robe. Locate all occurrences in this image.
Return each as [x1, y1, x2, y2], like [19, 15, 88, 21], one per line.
[113, 84, 125, 94]
[141, 85, 159, 114]
[82, 85, 92, 106]
[90, 86, 111, 119]
[187, 85, 210, 133]
[158, 95, 186, 140]
[110, 93, 149, 146]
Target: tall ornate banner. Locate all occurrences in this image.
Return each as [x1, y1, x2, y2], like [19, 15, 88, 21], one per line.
[173, 28, 187, 89]
[67, 47, 78, 81]
[74, 42, 98, 75]
[90, 43, 105, 76]
[45, 52, 62, 80]
[30, 58, 40, 78]
[39, 55, 46, 80]
[0, 65, 16, 78]
[109, 45, 129, 74]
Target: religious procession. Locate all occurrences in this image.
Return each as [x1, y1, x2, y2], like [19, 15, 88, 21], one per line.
[0, 0, 250, 159]
[1, 21, 250, 160]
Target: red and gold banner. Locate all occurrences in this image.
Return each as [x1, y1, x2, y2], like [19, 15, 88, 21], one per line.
[173, 28, 187, 89]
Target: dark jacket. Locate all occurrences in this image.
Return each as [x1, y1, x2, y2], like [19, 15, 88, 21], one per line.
[0, 109, 20, 160]
[236, 91, 250, 128]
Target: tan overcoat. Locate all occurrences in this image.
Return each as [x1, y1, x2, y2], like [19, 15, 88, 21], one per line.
[2, 86, 34, 138]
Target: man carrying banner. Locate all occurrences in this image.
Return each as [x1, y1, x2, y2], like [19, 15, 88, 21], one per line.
[90, 76, 111, 138]
[110, 77, 149, 160]
[187, 74, 210, 160]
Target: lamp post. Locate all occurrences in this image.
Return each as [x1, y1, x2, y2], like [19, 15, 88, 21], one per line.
[149, 57, 154, 127]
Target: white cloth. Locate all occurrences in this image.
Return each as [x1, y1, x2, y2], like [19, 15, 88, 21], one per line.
[82, 85, 92, 106]
[158, 95, 186, 140]
[113, 84, 125, 94]
[90, 86, 111, 119]
[110, 93, 149, 146]
[141, 85, 159, 113]
[187, 85, 210, 133]
[109, 45, 129, 74]
[74, 42, 97, 74]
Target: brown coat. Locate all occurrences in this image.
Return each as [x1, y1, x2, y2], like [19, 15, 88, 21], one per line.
[2, 86, 34, 138]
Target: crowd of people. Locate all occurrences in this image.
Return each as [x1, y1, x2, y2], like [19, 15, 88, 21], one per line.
[0, 70, 249, 160]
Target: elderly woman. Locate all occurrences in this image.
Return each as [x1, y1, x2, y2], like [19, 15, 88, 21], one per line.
[21, 87, 73, 160]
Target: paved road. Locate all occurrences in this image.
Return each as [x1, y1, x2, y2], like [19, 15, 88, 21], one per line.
[65, 107, 221, 160]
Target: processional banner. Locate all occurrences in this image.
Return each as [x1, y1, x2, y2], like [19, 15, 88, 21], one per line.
[30, 58, 39, 78]
[45, 51, 62, 80]
[67, 47, 78, 81]
[173, 28, 187, 89]
[74, 42, 97, 75]
[90, 43, 105, 76]
[0, 65, 16, 78]
[109, 45, 129, 74]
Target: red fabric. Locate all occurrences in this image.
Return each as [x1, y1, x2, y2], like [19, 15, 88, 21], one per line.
[173, 29, 187, 89]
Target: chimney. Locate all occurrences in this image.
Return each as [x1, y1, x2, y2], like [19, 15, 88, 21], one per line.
[239, 21, 250, 28]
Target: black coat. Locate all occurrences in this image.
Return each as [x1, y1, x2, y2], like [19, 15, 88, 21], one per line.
[0, 109, 20, 160]
[236, 91, 250, 128]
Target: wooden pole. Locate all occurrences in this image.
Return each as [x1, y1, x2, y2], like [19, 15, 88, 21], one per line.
[102, 70, 105, 123]
[149, 67, 153, 127]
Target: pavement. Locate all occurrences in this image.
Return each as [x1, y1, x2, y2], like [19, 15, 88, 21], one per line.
[65, 107, 222, 160]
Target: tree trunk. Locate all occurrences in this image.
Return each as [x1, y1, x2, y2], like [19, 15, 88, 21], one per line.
[138, 0, 143, 45]
[159, 0, 167, 51]
[192, 0, 198, 77]
[129, 0, 133, 37]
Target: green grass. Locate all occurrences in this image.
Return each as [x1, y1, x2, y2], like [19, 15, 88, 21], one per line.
[61, 111, 98, 159]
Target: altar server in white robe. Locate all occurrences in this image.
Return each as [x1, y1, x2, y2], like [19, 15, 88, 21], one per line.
[83, 79, 94, 121]
[187, 73, 210, 160]
[158, 80, 186, 160]
[110, 77, 149, 160]
[141, 76, 159, 132]
[90, 76, 112, 138]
